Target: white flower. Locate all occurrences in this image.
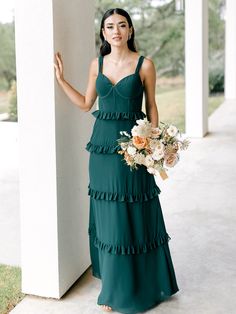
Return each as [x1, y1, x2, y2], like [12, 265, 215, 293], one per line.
[134, 153, 146, 165]
[149, 139, 159, 150]
[152, 148, 164, 161]
[136, 119, 146, 126]
[131, 124, 152, 137]
[127, 146, 137, 156]
[144, 155, 154, 167]
[136, 117, 151, 126]
[166, 125, 178, 137]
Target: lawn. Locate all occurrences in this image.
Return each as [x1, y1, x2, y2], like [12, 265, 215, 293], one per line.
[155, 85, 224, 132]
[0, 92, 9, 114]
[0, 264, 25, 314]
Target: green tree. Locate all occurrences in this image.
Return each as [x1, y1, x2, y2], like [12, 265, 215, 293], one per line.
[95, 0, 184, 76]
[0, 21, 16, 90]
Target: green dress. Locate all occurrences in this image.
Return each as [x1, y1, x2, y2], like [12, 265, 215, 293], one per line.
[86, 54, 179, 314]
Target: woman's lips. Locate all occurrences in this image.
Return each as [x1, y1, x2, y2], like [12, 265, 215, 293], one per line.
[113, 37, 122, 40]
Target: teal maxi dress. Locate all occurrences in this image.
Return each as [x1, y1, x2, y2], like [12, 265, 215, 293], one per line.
[85, 54, 179, 314]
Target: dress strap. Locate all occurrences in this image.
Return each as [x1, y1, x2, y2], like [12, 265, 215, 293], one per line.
[135, 55, 145, 73]
[98, 55, 103, 73]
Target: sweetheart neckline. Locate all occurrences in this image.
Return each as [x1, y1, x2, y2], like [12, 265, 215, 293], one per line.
[98, 72, 144, 88]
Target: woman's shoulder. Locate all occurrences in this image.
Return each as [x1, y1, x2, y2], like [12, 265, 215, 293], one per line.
[141, 55, 156, 72]
[141, 54, 154, 65]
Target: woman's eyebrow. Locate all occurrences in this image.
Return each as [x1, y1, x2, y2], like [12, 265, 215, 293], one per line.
[106, 21, 127, 25]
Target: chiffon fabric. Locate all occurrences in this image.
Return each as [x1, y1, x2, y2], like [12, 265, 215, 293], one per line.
[85, 54, 179, 314]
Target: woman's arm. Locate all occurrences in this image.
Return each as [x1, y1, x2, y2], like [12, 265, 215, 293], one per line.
[142, 57, 159, 128]
[54, 52, 98, 112]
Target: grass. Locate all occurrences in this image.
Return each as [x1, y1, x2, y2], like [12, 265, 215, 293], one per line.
[0, 92, 9, 114]
[155, 84, 224, 132]
[157, 85, 185, 132]
[0, 264, 25, 314]
[0, 85, 225, 127]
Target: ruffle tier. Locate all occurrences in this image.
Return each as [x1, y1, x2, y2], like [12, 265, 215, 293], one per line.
[86, 141, 121, 154]
[88, 224, 171, 255]
[92, 109, 146, 120]
[88, 184, 161, 202]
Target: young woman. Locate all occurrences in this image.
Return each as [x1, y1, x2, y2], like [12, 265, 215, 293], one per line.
[54, 7, 179, 314]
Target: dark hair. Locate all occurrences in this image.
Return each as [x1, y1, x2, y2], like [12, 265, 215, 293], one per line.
[99, 8, 137, 56]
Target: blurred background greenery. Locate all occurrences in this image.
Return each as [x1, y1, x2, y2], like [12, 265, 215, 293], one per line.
[0, 0, 225, 130]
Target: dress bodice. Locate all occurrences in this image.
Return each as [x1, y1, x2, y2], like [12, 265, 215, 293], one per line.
[95, 54, 145, 113]
[86, 54, 147, 154]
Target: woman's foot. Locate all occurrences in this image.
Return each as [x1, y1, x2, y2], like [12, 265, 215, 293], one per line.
[99, 304, 112, 312]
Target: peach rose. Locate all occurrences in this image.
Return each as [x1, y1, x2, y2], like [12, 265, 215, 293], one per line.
[132, 136, 149, 150]
[164, 153, 179, 168]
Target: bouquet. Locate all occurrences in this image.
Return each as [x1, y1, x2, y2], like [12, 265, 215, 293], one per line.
[116, 118, 190, 180]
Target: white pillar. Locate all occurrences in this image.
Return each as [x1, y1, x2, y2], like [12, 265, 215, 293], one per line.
[225, 0, 236, 100]
[15, 0, 95, 298]
[185, 0, 208, 137]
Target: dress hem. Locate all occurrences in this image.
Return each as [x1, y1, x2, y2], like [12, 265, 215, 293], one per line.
[97, 287, 179, 314]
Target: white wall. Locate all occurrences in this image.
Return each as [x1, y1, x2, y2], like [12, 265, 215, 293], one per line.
[15, 0, 95, 298]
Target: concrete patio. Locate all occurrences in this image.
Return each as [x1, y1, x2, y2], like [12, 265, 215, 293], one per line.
[7, 99, 236, 313]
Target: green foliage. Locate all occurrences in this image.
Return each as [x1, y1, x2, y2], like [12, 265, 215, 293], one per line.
[208, 0, 225, 93]
[0, 22, 16, 90]
[95, 0, 225, 80]
[8, 79, 17, 121]
[95, 0, 185, 76]
[0, 0, 225, 121]
[209, 53, 224, 93]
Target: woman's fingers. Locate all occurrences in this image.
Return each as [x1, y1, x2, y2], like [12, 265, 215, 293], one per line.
[55, 53, 63, 73]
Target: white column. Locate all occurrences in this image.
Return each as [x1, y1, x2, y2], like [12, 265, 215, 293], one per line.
[185, 0, 208, 137]
[15, 0, 95, 298]
[225, 0, 236, 100]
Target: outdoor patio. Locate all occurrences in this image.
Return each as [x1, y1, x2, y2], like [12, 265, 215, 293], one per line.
[8, 99, 236, 313]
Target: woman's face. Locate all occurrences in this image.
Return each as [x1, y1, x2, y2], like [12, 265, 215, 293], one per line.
[102, 13, 132, 46]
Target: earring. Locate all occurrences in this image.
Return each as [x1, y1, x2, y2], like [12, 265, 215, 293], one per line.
[128, 34, 131, 40]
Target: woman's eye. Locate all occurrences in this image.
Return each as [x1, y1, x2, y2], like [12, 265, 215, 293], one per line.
[106, 25, 126, 29]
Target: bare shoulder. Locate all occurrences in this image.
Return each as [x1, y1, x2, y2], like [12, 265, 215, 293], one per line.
[142, 56, 156, 73]
[140, 56, 156, 87]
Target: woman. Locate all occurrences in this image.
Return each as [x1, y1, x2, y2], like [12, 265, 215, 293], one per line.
[54, 7, 179, 314]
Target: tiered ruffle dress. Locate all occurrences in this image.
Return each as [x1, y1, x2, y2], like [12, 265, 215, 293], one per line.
[85, 54, 179, 314]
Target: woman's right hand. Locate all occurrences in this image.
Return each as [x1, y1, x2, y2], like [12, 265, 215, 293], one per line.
[54, 52, 64, 83]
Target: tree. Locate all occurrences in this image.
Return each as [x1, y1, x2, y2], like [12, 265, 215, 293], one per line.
[95, 0, 185, 76]
[0, 21, 16, 90]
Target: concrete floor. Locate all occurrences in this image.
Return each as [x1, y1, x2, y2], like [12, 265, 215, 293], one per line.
[9, 100, 236, 313]
[0, 121, 20, 266]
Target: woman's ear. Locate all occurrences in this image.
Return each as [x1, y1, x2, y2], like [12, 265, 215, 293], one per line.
[129, 26, 133, 37]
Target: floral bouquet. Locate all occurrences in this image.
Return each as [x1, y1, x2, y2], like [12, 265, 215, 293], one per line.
[116, 118, 190, 180]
